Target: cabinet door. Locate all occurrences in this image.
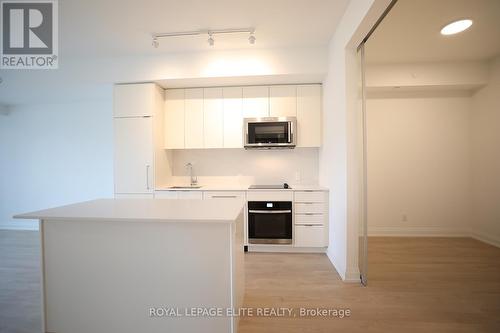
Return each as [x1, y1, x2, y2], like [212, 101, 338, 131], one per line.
[184, 88, 204, 149]
[177, 191, 203, 199]
[114, 117, 154, 194]
[203, 88, 224, 148]
[297, 85, 322, 147]
[242, 86, 269, 118]
[270, 85, 297, 117]
[164, 89, 185, 149]
[295, 225, 326, 247]
[223, 87, 243, 148]
[113, 83, 155, 118]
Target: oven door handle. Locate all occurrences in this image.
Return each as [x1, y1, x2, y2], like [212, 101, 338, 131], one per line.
[248, 210, 292, 214]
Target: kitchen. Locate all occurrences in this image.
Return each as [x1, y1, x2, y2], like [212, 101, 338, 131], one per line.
[2, 0, 499, 332]
[113, 82, 328, 251]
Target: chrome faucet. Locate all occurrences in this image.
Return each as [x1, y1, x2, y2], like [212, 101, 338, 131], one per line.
[185, 162, 198, 186]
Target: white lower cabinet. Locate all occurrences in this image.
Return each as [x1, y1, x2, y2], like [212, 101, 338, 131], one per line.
[295, 225, 326, 247]
[294, 190, 328, 248]
[155, 191, 203, 199]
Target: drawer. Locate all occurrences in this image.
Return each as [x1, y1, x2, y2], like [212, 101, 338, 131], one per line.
[246, 191, 293, 202]
[294, 191, 325, 203]
[295, 225, 326, 247]
[154, 191, 178, 199]
[177, 191, 203, 200]
[295, 214, 324, 225]
[295, 203, 325, 214]
[203, 191, 245, 201]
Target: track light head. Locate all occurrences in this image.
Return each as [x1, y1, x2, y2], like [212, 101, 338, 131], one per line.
[207, 33, 214, 46]
[248, 33, 256, 45]
[152, 37, 159, 48]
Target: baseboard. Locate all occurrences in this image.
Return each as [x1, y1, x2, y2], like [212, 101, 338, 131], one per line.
[470, 231, 500, 248]
[248, 245, 326, 253]
[368, 226, 469, 237]
[344, 266, 361, 283]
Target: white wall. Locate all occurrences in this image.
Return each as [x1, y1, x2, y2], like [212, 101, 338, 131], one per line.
[366, 96, 472, 236]
[319, 0, 391, 281]
[0, 101, 114, 230]
[171, 148, 319, 186]
[471, 57, 500, 246]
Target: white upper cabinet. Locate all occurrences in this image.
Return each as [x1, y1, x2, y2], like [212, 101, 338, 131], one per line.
[297, 85, 322, 147]
[184, 88, 204, 149]
[203, 88, 224, 148]
[114, 117, 154, 194]
[242, 86, 269, 118]
[269, 85, 297, 117]
[164, 89, 185, 149]
[113, 83, 156, 118]
[223, 87, 243, 148]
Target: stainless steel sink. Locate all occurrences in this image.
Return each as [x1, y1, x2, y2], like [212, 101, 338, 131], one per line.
[168, 186, 203, 189]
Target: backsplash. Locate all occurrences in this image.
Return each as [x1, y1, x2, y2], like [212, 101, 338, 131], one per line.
[169, 148, 319, 185]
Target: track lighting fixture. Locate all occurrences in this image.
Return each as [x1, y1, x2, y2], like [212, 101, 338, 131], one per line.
[248, 32, 256, 44]
[151, 28, 255, 48]
[152, 37, 159, 48]
[207, 33, 215, 46]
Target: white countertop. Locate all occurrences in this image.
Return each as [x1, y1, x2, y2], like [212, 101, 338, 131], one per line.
[155, 184, 329, 191]
[14, 199, 244, 224]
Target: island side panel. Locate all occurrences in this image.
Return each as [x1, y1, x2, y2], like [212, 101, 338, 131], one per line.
[230, 210, 245, 332]
[42, 219, 234, 333]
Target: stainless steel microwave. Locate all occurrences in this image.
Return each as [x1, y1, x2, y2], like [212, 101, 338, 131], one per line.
[243, 117, 297, 149]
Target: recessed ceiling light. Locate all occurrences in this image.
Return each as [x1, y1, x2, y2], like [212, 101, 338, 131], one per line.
[440, 19, 473, 35]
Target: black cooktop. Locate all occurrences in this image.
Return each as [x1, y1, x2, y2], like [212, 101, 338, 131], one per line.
[248, 184, 291, 189]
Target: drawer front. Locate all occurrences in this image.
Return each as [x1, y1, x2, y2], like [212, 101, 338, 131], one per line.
[295, 225, 326, 247]
[177, 191, 203, 200]
[203, 191, 245, 201]
[154, 191, 178, 199]
[294, 191, 325, 203]
[295, 203, 325, 214]
[295, 214, 324, 225]
[115, 193, 155, 199]
[246, 191, 293, 202]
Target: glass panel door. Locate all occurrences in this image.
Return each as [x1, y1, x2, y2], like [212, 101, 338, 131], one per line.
[358, 42, 368, 286]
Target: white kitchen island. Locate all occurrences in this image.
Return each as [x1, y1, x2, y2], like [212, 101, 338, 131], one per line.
[15, 199, 245, 333]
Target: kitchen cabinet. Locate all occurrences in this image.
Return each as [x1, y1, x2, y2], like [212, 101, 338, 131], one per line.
[114, 83, 168, 197]
[242, 86, 269, 118]
[184, 88, 204, 149]
[297, 85, 322, 147]
[295, 226, 326, 247]
[294, 190, 327, 247]
[164, 89, 185, 149]
[113, 83, 155, 117]
[223, 87, 243, 148]
[114, 117, 154, 194]
[155, 191, 203, 199]
[204, 88, 224, 148]
[269, 85, 297, 117]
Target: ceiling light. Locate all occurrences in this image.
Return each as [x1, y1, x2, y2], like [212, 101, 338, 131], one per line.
[440, 19, 473, 35]
[152, 37, 159, 48]
[151, 28, 255, 48]
[207, 33, 214, 46]
[248, 33, 256, 45]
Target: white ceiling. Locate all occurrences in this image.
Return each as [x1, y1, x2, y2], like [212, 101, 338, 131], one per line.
[0, 0, 349, 106]
[366, 0, 500, 64]
[60, 0, 350, 55]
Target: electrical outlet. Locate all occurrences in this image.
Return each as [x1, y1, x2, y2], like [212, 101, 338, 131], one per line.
[401, 214, 408, 222]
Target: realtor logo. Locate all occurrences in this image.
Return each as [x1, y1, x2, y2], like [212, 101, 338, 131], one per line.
[1, 0, 58, 69]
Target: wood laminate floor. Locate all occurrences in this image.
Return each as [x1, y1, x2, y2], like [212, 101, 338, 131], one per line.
[1, 232, 499, 333]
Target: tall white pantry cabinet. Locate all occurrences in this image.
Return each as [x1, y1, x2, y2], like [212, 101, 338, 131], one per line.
[113, 83, 170, 198]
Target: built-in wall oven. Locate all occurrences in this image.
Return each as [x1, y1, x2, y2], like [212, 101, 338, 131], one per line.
[248, 201, 292, 244]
